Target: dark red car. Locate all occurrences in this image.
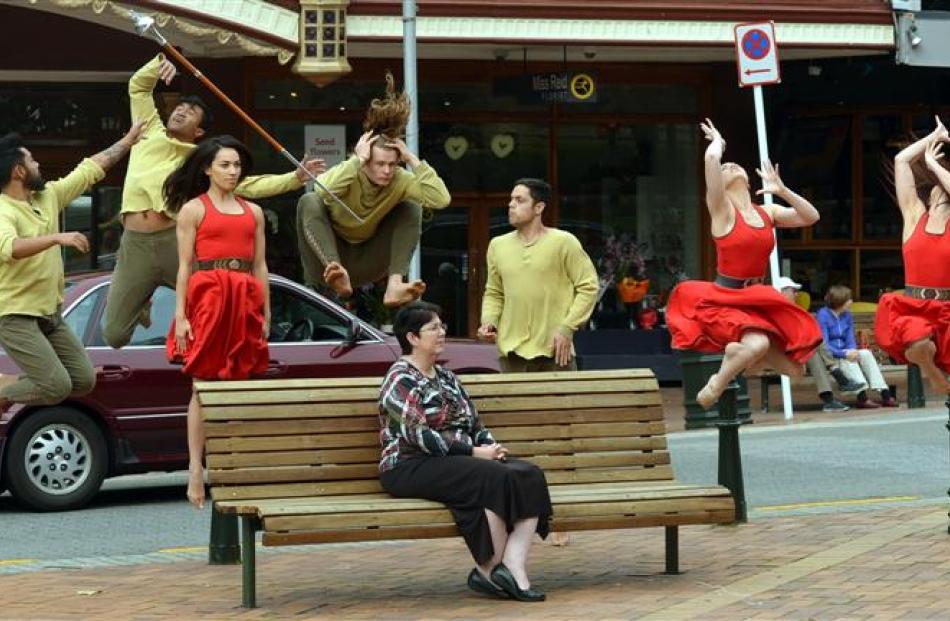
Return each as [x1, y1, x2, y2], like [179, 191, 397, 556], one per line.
[0, 273, 500, 511]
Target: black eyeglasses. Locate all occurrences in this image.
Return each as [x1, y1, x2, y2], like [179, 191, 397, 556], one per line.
[419, 322, 448, 333]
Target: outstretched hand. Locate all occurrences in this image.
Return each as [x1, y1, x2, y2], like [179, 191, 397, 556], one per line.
[158, 58, 177, 86]
[935, 114, 949, 143]
[925, 139, 945, 172]
[700, 118, 725, 149]
[755, 159, 787, 196]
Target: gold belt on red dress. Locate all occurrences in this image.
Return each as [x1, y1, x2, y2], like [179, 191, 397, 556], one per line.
[195, 258, 253, 273]
[904, 285, 950, 301]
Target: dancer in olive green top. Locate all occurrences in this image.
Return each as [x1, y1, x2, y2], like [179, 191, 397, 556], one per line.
[297, 73, 451, 307]
[102, 54, 324, 348]
[0, 123, 143, 413]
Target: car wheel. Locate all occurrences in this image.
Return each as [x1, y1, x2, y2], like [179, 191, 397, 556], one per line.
[4, 407, 108, 511]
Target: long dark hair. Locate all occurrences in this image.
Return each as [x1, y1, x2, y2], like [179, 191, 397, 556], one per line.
[163, 135, 253, 214]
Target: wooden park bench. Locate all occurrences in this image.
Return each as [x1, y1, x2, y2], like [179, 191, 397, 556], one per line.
[196, 369, 737, 608]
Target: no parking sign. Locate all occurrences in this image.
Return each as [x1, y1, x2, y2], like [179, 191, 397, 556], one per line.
[734, 21, 781, 88]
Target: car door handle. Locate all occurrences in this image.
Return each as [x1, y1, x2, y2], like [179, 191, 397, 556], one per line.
[264, 361, 288, 378]
[96, 365, 132, 381]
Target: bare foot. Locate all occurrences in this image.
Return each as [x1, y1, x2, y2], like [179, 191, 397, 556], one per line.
[923, 367, 950, 394]
[383, 279, 426, 307]
[696, 373, 726, 410]
[550, 531, 571, 546]
[322, 261, 353, 298]
[187, 469, 205, 509]
[137, 299, 153, 329]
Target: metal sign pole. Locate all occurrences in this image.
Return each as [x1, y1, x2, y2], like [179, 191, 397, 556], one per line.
[403, 0, 421, 281]
[753, 85, 794, 421]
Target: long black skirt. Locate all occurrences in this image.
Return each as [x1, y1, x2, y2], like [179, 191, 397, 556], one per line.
[380, 456, 553, 565]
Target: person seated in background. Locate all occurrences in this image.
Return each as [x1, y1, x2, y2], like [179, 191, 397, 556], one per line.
[817, 285, 898, 409]
[775, 277, 861, 413]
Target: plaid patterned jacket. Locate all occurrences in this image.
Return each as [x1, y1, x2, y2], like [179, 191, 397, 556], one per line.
[378, 359, 495, 472]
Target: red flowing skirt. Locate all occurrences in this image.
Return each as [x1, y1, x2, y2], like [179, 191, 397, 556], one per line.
[667, 281, 821, 364]
[166, 270, 269, 380]
[874, 293, 950, 372]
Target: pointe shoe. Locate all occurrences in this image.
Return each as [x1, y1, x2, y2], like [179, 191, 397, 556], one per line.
[467, 568, 509, 599]
[490, 563, 546, 602]
[696, 374, 724, 410]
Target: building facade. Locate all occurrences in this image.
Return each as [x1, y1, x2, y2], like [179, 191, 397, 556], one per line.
[4, 0, 941, 338]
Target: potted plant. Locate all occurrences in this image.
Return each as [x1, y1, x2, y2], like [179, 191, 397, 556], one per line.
[598, 234, 649, 304]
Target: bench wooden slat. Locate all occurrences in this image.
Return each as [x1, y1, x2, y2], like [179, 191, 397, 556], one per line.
[209, 463, 380, 485]
[202, 407, 663, 439]
[205, 417, 379, 437]
[202, 392, 659, 419]
[206, 447, 382, 469]
[205, 421, 667, 453]
[206, 437, 668, 469]
[502, 436, 668, 454]
[263, 495, 735, 531]
[206, 432, 379, 453]
[199, 377, 658, 407]
[245, 485, 733, 516]
[195, 369, 656, 394]
[547, 465, 674, 484]
[260, 510, 736, 547]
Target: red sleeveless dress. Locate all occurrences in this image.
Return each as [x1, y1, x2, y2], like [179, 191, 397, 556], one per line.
[166, 193, 269, 380]
[666, 204, 821, 363]
[874, 212, 950, 371]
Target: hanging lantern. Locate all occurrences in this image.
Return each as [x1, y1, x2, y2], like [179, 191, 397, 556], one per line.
[294, 0, 352, 87]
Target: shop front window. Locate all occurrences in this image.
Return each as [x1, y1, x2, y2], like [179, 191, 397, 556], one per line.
[557, 123, 700, 327]
[774, 115, 852, 241]
[862, 115, 904, 240]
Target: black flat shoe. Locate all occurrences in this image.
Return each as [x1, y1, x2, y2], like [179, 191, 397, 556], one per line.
[489, 563, 546, 602]
[467, 568, 509, 599]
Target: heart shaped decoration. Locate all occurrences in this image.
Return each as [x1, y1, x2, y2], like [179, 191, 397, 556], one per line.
[444, 135, 469, 161]
[490, 134, 515, 159]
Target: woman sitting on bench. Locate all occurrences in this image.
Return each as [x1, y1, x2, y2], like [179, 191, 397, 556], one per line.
[378, 301, 552, 603]
[817, 285, 897, 408]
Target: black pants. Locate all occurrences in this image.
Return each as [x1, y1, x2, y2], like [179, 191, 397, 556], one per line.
[380, 456, 552, 564]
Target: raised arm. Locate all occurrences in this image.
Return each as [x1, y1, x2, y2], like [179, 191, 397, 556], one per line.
[700, 118, 730, 221]
[757, 160, 820, 228]
[386, 138, 452, 209]
[923, 139, 950, 203]
[46, 122, 145, 211]
[895, 115, 948, 220]
[128, 55, 176, 137]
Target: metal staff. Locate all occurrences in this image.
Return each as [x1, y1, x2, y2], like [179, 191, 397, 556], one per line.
[129, 11, 363, 226]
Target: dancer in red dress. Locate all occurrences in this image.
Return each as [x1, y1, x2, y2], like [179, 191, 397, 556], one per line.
[163, 135, 270, 508]
[668, 119, 823, 409]
[875, 116, 950, 394]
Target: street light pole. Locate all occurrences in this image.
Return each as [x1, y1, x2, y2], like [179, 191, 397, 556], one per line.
[403, 0, 421, 281]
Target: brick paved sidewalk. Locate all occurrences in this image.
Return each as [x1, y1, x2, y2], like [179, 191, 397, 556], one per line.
[3, 504, 949, 620]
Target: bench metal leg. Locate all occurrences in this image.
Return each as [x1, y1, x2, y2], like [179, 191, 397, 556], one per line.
[241, 516, 257, 608]
[664, 526, 680, 574]
[208, 504, 240, 565]
[716, 383, 748, 522]
[908, 365, 926, 409]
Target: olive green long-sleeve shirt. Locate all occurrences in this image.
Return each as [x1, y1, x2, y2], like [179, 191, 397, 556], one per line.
[481, 228, 598, 359]
[315, 155, 451, 244]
